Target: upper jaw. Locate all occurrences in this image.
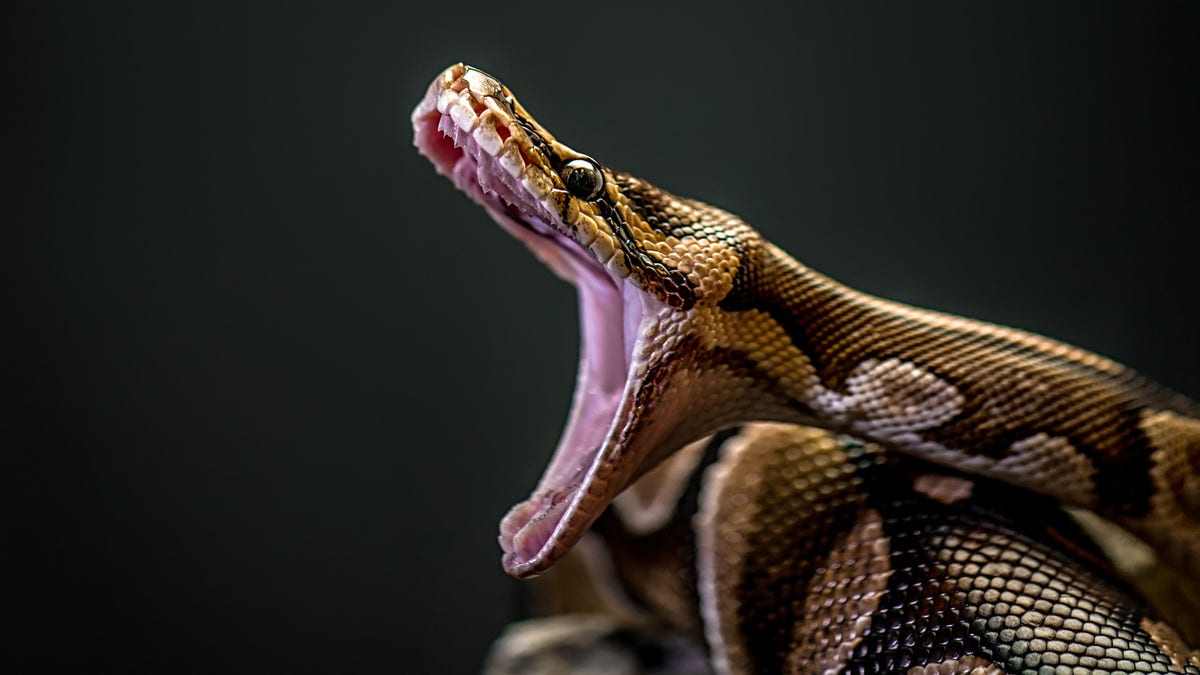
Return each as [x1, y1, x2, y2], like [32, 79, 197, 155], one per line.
[411, 64, 627, 284]
[412, 65, 575, 279]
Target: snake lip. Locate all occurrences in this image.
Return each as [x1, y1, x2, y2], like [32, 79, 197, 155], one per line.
[414, 65, 657, 577]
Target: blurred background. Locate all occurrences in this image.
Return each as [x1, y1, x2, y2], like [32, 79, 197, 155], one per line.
[11, 2, 1198, 673]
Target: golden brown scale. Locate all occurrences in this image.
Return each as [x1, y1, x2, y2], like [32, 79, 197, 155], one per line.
[677, 426, 1199, 674]
[498, 426, 1200, 674]
[414, 64, 1200, 673]
[706, 244, 1200, 581]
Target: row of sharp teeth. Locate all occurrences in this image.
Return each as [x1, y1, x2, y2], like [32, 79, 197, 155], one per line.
[417, 74, 629, 277]
[434, 82, 550, 199]
[437, 113, 543, 221]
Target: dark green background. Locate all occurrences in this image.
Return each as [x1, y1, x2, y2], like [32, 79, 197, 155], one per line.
[13, 3, 1198, 673]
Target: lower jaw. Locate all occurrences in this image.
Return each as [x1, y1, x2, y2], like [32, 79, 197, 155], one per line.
[497, 485, 578, 571]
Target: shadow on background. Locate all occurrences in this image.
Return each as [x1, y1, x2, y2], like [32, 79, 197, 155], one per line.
[12, 3, 1198, 673]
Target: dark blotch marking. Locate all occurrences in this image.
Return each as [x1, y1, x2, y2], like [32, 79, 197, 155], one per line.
[733, 443, 877, 675]
[841, 460, 1168, 674]
[631, 335, 814, 423]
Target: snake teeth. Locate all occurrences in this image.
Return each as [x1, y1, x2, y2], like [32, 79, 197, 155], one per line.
[472, 112, 504, 157]
[496, 142, 525, 179]
[450, 90, 480, 131]
[435, 86, 459, 116]
[521, 166, 552, 200]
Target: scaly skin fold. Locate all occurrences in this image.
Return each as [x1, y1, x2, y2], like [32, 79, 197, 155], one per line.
[412, 63, 1200, 581]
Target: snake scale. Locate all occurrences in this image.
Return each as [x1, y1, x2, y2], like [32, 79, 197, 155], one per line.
[412, 64, 1200, 674]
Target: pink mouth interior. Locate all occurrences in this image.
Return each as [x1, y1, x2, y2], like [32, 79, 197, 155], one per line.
[414, 104, 643, 571]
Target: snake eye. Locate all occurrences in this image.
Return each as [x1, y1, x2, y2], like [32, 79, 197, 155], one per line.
[562, 158, 605, 201]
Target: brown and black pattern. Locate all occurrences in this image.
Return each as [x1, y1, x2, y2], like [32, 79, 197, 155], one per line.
[696, 426, 882, 674]
[852, 457, 1184, 673]
[495, 427, 1198, 674]
[692, 426, 1200, 674]
[414, 64, 1200, 672]
[718, 240, 1198, 543]
[593, 192, 699, 310]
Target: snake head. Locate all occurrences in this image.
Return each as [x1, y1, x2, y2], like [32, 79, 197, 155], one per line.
[413, 64, 780, 577]
[412, 63, 758, 311]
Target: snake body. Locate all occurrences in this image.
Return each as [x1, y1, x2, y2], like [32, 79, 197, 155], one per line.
[412, 64, 1200, 673]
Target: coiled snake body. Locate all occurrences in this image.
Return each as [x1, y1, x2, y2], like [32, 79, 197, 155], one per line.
[413, 64, 1199, 674]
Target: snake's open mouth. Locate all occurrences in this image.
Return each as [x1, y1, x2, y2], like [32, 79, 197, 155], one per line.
[412, 65, 662, 576]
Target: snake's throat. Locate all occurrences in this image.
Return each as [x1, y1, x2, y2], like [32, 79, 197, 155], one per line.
[496, 280, 663, 577]
[413, 72, 661, 577]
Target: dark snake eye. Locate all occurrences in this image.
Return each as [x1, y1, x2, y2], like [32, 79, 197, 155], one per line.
[562, 158, 605, 201]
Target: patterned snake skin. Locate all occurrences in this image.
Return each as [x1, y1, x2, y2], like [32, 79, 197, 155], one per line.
[412, 64, 1200, 673]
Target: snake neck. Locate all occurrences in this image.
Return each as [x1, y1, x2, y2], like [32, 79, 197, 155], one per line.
[717, 243, 895, 396]
[696, 240, 1200, 578]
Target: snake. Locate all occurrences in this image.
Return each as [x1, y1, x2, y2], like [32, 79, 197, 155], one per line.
[412, 64, 1200, 674]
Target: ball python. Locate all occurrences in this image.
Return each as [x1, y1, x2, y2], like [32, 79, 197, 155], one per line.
[412, 64, 1200, 674]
